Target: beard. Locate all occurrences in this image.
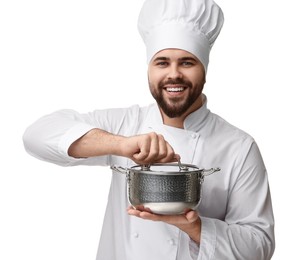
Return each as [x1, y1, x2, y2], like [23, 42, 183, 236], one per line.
[149, 78, 204, 118]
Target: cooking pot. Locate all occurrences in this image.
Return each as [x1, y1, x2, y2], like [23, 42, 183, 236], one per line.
[111, 161, 220, 215]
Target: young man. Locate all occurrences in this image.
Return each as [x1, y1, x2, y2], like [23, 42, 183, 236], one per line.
[23, 0, 275, 259]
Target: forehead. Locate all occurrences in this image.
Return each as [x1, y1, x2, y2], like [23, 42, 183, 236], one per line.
[152, 48, 198, 61]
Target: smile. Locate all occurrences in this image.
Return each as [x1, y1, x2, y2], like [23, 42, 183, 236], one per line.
[165, 87, 186, 92]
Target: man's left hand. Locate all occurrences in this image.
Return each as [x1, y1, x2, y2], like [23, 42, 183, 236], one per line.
[127, 205, 201, 244]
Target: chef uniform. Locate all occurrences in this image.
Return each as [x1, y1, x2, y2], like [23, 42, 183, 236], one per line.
[23, 0, 275, 259]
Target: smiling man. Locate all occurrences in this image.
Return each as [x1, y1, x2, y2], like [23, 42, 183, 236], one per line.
[148, 49, 206, 128]
[23, 0, 275, 259]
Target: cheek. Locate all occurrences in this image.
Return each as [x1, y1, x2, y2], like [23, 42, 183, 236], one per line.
[148, 70, 165, 86]
[188, 71, 205, 86]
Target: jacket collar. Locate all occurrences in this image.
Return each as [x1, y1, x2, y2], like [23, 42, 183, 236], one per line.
[150, 94, 210, 132]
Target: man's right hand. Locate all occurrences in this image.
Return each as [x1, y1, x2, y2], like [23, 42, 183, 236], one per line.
[120, 132, 179, 165]
[68, 129, 179, 165]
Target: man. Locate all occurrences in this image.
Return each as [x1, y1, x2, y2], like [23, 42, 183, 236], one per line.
[23, 0, 275, 259]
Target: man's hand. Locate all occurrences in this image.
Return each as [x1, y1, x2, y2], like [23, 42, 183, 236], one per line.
[127, 206, 201, 244]
[68, 129, 179, 164]
[121, 132, 179, 164]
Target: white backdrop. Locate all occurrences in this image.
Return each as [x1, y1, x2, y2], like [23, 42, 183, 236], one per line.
[1, 0, 302, 259]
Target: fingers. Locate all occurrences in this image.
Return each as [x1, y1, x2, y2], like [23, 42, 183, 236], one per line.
[131, 132, 178, 164]
[127, 206, 199, 225]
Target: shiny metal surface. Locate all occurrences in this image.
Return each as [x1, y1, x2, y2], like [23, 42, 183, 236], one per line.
[111, 163, 220, 215]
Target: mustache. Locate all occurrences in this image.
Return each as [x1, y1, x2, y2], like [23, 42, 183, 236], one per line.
[159, 78, 192, 88]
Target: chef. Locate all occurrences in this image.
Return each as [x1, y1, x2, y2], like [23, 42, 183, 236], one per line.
[23, 0, 275, 259]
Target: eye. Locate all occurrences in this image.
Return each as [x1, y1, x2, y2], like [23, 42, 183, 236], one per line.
[181, 61, 194, 67]
[156, 61, 169, 67]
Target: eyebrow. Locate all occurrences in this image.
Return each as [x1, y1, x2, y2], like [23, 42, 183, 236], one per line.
[179, 57, 197, 62]
[153, 57, 169, 62]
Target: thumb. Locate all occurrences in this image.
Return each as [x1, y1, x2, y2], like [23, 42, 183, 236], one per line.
[185, 210, 199, 223]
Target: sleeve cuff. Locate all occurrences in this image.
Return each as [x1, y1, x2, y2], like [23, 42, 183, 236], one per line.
[189, 238, 200, 259]
[198, 217, 217, 259]
[58, 123, 96, 158]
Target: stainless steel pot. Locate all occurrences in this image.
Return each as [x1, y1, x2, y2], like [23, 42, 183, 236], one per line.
[111, 161, 220, 215]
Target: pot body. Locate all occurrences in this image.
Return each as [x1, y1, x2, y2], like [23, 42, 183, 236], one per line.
[128, 170, 202, 214]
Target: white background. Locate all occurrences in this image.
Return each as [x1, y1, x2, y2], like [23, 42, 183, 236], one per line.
[1, 0, 302, 259]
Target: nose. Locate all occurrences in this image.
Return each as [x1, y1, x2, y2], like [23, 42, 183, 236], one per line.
[167, 64, 182, 79]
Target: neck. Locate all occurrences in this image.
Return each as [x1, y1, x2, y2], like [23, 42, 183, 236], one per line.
[160, 95, 204, 129]
[161, 115, 185, 129]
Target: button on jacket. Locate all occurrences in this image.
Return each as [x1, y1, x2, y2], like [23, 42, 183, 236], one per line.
[23, 96, 275, 259]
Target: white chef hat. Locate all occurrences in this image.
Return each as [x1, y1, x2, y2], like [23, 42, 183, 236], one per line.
[137, 0, 224, 71]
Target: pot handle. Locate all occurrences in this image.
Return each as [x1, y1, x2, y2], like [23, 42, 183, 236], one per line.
[203, 167, 221, 176]
[111, 165, 128, 174]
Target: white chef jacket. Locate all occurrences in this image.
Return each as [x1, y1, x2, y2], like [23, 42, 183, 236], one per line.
[23, 95, 275, 260]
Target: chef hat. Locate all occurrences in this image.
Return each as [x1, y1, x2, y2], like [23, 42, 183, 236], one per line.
[137, 0, 224, 71]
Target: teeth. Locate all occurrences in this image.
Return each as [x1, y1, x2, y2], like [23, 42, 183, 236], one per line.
[166, 87, 184, 92]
